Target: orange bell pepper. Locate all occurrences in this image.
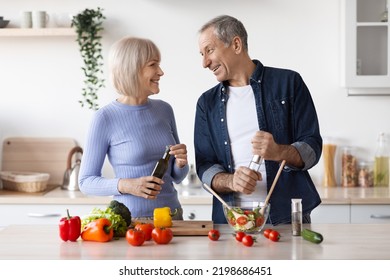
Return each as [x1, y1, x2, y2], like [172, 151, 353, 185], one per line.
[81, 218, 114, 242]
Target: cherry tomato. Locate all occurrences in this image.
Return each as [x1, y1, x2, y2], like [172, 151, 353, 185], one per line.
[263, 228, 273, 239]
[255, 216, 265, 227]
[208, 229, 220, 241]
[244, 210, 254, 216]
[236, 216, 248, 226]
[126, 229, 145, 246]
[242, 235, 254, 247]
[152, 227, 173, 244]
[235, 231, 246, 242]
[135, 223, 154, 241]
[269, 230, 281, 242]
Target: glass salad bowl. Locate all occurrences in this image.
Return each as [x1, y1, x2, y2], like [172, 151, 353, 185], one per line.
[223, 201, 270, 234]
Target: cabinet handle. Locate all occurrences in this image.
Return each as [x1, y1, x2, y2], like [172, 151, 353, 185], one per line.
[370, 214, 390, 219]
[187, 212, 196, 220]
[28, 213, 61, 218]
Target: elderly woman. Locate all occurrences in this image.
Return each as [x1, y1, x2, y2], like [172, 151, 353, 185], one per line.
[79, 36, 189, 219]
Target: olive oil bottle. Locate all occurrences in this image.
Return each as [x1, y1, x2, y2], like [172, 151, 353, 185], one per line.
[151, 145, 171, 179]
[374, 132, 389, 187]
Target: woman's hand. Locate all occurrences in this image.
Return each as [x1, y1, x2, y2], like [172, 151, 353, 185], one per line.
[118, 177, 163, 199]
[169, 143, 188, 168]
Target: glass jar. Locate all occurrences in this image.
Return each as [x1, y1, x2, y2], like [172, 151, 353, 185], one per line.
[341, 146, 358, 187]
[322, 138, 337, 187]
[358, 161, 374, 187]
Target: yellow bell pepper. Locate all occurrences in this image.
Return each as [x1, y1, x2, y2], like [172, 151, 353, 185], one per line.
[153, 207, 173, 228]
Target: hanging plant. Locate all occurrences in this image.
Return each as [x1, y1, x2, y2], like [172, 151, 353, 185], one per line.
[71, 7, 106, 110]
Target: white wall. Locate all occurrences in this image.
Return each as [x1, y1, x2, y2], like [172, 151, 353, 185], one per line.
[1, 0, 389, 186]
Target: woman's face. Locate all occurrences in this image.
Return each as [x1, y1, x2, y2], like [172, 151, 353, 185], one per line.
[139, 58, 164, 96]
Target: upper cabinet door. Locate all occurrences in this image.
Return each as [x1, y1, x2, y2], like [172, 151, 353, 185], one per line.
[341, 0, 390, 95]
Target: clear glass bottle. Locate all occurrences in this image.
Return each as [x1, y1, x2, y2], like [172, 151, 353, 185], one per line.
[248, 155, 263, 171]
[341, 146, 358, 187]
[151, 145, 171, 179]
[291, 198, 302, 236]
[374, 132, 389, 187]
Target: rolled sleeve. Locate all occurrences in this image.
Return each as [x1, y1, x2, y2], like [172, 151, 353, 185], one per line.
[291, 141, 317, 170]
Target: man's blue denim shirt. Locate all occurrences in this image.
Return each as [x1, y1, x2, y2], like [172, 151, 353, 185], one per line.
[194, 60, 322, 225]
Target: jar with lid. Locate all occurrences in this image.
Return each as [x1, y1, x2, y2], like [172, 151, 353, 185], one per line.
[341, 146, 357, 187]
[358, 161, 374, 187]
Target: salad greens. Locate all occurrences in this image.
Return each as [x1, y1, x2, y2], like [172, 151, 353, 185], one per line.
[82, 207, 128, 237]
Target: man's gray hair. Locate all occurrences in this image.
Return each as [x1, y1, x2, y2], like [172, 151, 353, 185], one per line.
[199, 15, 248, 52]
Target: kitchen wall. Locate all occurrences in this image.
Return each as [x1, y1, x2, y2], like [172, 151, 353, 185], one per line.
[1, 0, 389, 186]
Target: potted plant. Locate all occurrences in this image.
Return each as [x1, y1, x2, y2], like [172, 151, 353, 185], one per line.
[71, 7, 106, 110]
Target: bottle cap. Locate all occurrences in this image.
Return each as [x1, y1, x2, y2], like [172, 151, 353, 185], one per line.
[291, 198, 302, 212]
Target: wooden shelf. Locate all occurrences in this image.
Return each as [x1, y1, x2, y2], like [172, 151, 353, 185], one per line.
[0, 28, 75, 37]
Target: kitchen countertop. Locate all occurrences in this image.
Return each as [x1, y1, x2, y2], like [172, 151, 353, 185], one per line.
[0, 184, 213, 205]
[0, 223, 389, 260]
[1, 184, 390, 205]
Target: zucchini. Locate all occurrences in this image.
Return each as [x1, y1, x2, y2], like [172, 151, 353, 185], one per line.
[301, 229, 323, 244]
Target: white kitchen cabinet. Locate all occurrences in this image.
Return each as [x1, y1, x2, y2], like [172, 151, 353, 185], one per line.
[341, 0, 390, 94]
[182, 204, 212, 221]
[0, 204, 104, 227]
[351, 204, 390, 223]
[310, 204, 350, 223]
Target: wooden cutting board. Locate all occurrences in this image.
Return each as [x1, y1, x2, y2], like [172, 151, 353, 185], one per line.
[170, 220, 214, 236]
[136, 220, 214, 236]
[1, 137, 78, 186]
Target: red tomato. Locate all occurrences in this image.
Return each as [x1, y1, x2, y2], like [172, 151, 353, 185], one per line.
[208, 229, 220, 241]
[263, 228, 273, 239]
[255, 216, 265, 227]
[152, 227, 173, 244]
[135, 223, 154, 241]
[235, 231, 246, 242]
[126, 229, 145, 246]
[236, 216, 248, 226]
[242, 235, 254, 247]
[244, 210, 254, 216]
[269, 230, 281, 242]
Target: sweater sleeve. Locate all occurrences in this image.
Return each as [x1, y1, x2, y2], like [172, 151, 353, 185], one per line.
[78, 110, 121, 196]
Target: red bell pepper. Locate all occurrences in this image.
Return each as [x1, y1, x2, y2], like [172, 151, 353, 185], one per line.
[59, 209, 81, 242]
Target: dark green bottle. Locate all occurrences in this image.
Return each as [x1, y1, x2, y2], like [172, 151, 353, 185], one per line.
[151, 146, 171, 179]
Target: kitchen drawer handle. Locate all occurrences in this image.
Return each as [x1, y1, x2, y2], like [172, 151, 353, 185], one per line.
[370, 214, 390, 219]
[28, 213, 61, 218]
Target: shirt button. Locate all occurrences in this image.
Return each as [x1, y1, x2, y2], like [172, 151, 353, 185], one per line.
[281, 100, 286, 104]
[224, 141, 228, 145]
[222, 98, 225, 102]
[228, 165, 231, 169]
[221, 118, 224, 122]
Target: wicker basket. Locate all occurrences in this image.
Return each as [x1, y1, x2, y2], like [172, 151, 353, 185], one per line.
[0, 171, 50, 193]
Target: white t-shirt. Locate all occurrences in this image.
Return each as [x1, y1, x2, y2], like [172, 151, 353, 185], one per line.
[226, 85, 267, 202]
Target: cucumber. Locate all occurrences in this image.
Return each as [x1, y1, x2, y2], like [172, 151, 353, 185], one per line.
[301, 229, 323, 244]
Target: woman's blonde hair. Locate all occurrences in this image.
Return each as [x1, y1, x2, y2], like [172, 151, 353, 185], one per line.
[109, 36, 161, 97]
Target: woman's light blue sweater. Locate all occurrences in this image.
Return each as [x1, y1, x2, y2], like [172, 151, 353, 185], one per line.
[79, 99, 189, 218]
